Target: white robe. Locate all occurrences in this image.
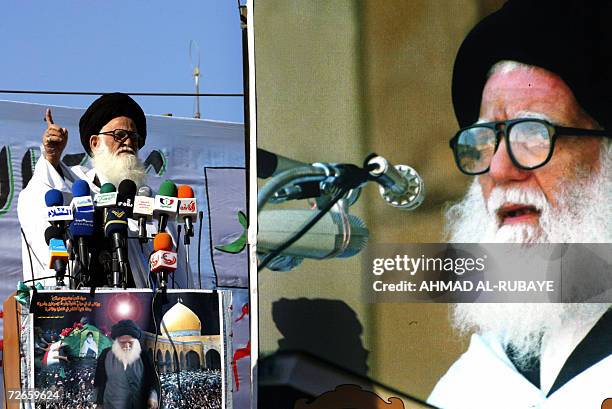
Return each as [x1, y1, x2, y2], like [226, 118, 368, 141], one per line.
[18, 152, 175, 288]
[428, 332, 612, 409]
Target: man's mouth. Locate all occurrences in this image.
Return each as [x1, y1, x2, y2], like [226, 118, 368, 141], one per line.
[117, 147, 135, 155]
[497, 203, 541, 225]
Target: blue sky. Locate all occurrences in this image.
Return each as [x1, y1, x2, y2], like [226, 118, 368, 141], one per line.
[0, 1, 244, 122]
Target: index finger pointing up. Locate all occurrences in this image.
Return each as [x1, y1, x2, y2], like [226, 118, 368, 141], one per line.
[45, 108, 54, 125]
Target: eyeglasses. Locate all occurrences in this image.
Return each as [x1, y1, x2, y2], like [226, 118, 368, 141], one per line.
[449, 118, 611, 175]
[97, 129, 141, 146]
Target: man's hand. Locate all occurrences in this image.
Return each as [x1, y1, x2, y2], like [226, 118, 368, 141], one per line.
[42, 108, 68, 168]
[147, 399, 159, 409]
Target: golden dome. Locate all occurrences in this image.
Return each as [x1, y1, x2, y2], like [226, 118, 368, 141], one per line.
[161, 301, 201, 334]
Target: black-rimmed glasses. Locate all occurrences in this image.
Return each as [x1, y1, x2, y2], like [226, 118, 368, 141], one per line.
[449, 118, 611, 175]
[97, 129, 141, 146]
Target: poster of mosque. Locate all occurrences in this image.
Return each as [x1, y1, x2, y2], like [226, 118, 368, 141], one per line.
[28, 290, 227, 409]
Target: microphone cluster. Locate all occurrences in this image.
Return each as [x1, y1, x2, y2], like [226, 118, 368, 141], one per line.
[41, 178, 199, 289]
[257, 149, 425, 272]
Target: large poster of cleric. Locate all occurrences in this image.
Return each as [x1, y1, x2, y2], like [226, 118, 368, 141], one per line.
[29, 289, 225, 409]
[0, 99, 246, 326]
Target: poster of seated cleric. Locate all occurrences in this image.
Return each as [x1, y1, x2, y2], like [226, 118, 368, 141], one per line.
[28, 290, 228, 409]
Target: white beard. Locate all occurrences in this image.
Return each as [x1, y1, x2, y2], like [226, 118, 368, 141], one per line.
[111, 339, 142, 370]
[91, 142, 146, 188]
[446, 143, 612, 367]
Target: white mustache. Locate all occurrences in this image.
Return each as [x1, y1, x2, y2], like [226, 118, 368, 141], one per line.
[116, 147, 135, 155]
[487, 187, 548, 216]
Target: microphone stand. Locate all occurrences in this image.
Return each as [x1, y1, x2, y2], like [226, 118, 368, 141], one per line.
[184, 230, 192, 288]
[111, 251, 122, 288]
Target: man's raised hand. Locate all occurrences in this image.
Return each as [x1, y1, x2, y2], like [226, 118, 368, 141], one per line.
[42, 108, 68, 167]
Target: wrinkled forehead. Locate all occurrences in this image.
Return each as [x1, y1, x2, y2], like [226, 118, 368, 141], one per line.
[480, 65, 596, 127]
[99, 116, 138, 133]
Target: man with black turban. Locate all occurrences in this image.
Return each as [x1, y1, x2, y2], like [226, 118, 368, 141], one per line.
[94, 320, 159, 409]
[429, 0, 611, 407]
[17, 93, 153, 287]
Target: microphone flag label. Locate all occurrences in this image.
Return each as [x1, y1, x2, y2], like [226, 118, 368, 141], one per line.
[70, 196, 94, 211]
[178, 198, 197, 216]
[133, 195, 154, 217]
[154, 195, 179, 213]
[46, 206, 74, 222]
[94, 192, 118, 207]
[150, 250, 178, 272]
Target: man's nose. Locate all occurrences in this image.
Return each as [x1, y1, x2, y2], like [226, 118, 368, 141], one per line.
[123, 135, 136, 148]
[488, 137, 530, 184]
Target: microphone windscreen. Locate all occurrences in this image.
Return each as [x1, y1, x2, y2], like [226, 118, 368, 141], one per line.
[103, 208, 128, 237]
[177, 185, 195, 198]
[72, 179, 91, 197]
[153, 232, 173, 251]
[45, 189, 64, 207]
[44, 225, 64, 244]
[100, 183, 117, 193]
[137, 185, 153, 197]
[118, 179, 137, 196]
[158, 180, 178, 197]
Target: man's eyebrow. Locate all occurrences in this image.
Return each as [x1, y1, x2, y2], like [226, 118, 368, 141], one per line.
[514, 111, 554, 122]
[475, 111, 556, 124]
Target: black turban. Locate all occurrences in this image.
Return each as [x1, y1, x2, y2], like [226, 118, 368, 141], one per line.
[79, 93, 147, 156]
[452, 0, 612, 130]
[110, 319, 142, 340]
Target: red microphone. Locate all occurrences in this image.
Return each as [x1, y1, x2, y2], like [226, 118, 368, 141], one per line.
[150, 232, 177, 288]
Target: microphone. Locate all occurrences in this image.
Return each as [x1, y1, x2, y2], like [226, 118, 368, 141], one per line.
[153, 180, 178, 233]
[45, 225, 69, 286]
[69, 181, 95, 275]
[45, 189, 73, 227]
[257, 209, 369, 271]
[103, 207, 129, 287]
[117, 179, 137, 218]
[133, 185, 154, 240]
[150, 232, 177, 288]
[70, 180, 94, 211]
[94, 183, 118, 208]
[366, 155, 425, 210]
[257, 148, 307, 178]
[177, 185, 197, 238]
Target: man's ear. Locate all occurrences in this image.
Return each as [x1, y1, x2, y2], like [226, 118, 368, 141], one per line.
[89, 135, 99, 153]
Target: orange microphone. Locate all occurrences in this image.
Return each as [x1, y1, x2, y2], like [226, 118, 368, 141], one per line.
[177, 185, 197, 238]
[150, 232, 177, 288]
